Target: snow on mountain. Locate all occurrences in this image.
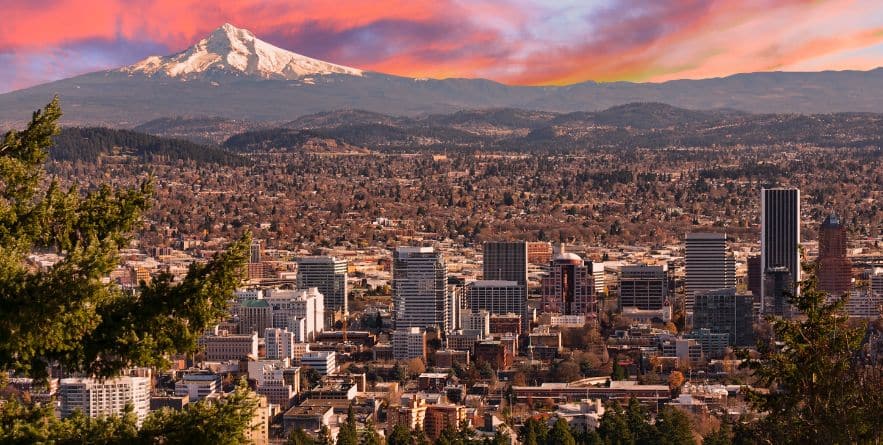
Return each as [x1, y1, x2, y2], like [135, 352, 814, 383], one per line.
[122, 23, 363, 79]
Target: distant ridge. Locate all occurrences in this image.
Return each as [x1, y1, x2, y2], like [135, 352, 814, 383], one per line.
[2, 24, 883, 125]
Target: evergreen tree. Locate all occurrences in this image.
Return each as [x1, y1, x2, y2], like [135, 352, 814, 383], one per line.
[361, 420, 383, 445]
[289, 428, 319, 445]
[597, 402, 632, 445]
[337, 404, 359, 445]
[701, 422, 731, 445]
[548, 418, 577, 445]
[318, 425, 335, 445]
[655, 407, 694, 445]
[739, 266, 883, 443]
[387, 424, 412, 445]
[625, 397, 658, 445]
[518, 417, 549, 445]
[0, 101, 255, 441]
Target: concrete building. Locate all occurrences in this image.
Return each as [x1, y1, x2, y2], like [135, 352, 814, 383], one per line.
[296, 256, 348, 322]
[175, 371, 221, 401]
[691, 288, 755, 347]
[199, 329, 258, 361]
[460, 309, 490, 338]
[301, 351, 337, 375]
[661, 339, 703, 367]
[685, 328, 731, 360]
[489, 313, 522, 336]
[541, 250, 596, 316]
[761, 188, 801, 311]
[237, 299, 272, 336]
[265, 288, 325, 342]
[59, 376, 150, 422]
[264, 328, 297, 360]
[466, 280, 526, 318]
[425, 404, 468, 439]
[393, 247, 449, 331]
[619, 265, 669, 310]
[685, 233, 736, 311]
[817, 214, 852, 296]
[392, 327, 427, 361]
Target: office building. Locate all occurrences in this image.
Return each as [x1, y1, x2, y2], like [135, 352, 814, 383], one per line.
[264, 328, 297, 360]
[692, 288, 755, 347]
[685, 329, 731, 360]
[296, 256, 348, 321]
[175, 371, 221, 401]
[265, 288, 325, 342]
[747, 255, 762, 297]
[392, 327, 428, 361]
[685, 233, 735, 311]
[483, 241, 528, 286]
[237, 299, 272, 335]
[817, 214, 852, 295]
[59, 376, 150, 422]
[619, 265, 669, 310]
[393, 247, 449, 331]
[466, 280, 525, 317]
[761, 188, 801, 310]
[300, 351, 337, 375]
[199, 329, 259, 361]
[540, 250, 596, 315]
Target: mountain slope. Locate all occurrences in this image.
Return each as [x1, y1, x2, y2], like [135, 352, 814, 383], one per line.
[2, 24, 883, 126]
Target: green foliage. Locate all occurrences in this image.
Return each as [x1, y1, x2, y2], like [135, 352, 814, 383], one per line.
[549, 418, 577, 445]
[289, 428, 319, 445]
[597, 402, 633, 445]
[625, 398, 658, 445]
[336, 403, 359, 445]
[701, 423, 731, 445]
[361, 420, 383, 445]
[387, 424, 412, 445]
[739, 268, 883, 443]
[0, 381, 258, 444]
[518, 417, 548, 445]
[654, 407, 694, 445]
[0, 101, 256, 440]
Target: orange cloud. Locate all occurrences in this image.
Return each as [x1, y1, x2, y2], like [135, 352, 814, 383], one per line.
[1, 0, 883, 93]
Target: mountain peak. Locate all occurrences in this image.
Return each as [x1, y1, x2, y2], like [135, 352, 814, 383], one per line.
[122, 23, 363, 80]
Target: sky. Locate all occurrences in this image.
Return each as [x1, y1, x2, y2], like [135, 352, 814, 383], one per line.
[2, 0, 883, 93]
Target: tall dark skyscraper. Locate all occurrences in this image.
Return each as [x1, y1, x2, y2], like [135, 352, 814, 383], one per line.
[761, 188, 800, 312]
[483, 241, 528, 287]
[817, 214, 852, 295]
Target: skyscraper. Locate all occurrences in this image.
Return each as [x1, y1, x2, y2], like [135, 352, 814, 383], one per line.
[817, 214, 852, 295]
[483, 241, 528, 287]
[619, 265, 669, 310]
[761, 188, 801, 311]
[393, 247, 449, 332]
[692, 288, 755, 347]
[540, 250, 596, 315]
[296, 256, 348, 321]
[685, 233, 736, 311]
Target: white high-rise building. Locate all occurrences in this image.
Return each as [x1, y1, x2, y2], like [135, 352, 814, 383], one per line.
[685, 233, 736, 311]
[393, 247, 449, 331]
[296, 256, 348, 321]
[265, 288, 325, 341]
[59, 376, 151, 422]
[264, 327, 297, 360]
[459, 308, 490, 338]
[175, 371, 221, 401]
[761, 188, 801, 311]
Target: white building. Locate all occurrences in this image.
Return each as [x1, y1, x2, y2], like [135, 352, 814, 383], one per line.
[392, 327, 428, 361]
[265, 328, 297, 360]
[265, 288, 325, 341]
[460, 308, 490, 338]
[175, 371, 221, 401]
[301, 351, 337, 375]
[59, 376, 150, 422]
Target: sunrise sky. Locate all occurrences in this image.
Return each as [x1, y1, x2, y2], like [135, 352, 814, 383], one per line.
[3, 0, 883, 93]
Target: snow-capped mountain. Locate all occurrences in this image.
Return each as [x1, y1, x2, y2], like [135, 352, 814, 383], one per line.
[121, 23, 363, 79]
[2, 22, 883, 125]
